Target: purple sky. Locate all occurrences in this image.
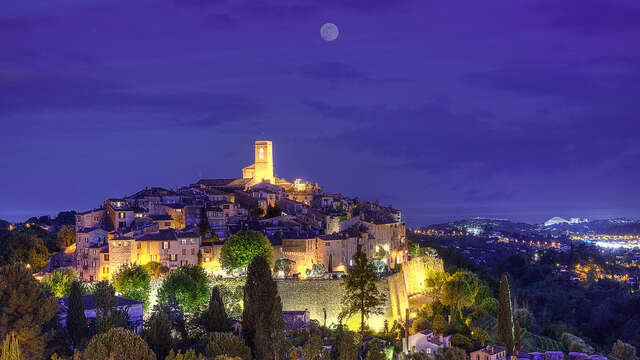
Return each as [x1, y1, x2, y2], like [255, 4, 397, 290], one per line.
[2, 0, 640, 226]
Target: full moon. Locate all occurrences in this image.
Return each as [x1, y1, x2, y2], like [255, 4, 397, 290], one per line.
[320, 23, 339, 42]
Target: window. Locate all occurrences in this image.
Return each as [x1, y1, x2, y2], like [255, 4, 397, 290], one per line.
[205, 257, 210, 262]
[104, 254, 109, 261]
[182, 249, 186, 255]
[118, 221, 126, 228]
[90, 275, 94, 282]
[91, 261, 96, 268]
[163, 241, 169, 249]
[191, 249, 195, 255]
[181, 239, 187, 245]
[176, 209, 181, 213]
[83, 260, 88, 266]
[92, 249, 97, 255]
[170, 254, 177, 261]
[204, 248, 211, 253]
[137, 243, 141, 249]
[118, 212, 125, 219]
[165, 222, 171, 226]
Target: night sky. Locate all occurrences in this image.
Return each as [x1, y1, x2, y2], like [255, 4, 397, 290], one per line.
[2, 0, 639, 226]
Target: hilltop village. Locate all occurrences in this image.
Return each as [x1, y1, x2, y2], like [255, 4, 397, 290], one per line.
[74, 140, 408, 282]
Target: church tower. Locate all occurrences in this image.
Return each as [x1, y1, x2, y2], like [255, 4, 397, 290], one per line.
[243, 140, 274, 184]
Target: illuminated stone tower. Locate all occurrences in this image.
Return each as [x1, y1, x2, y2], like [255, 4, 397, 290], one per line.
[242, 140, 275, 184]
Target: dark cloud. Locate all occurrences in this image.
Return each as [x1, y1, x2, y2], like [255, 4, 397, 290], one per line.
[0, 70, 266, 131]
[300, 62, 403, 85]
[536, 0, 640, 34]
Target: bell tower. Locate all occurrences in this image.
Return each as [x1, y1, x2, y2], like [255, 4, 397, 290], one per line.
[253, 140, 274, 184]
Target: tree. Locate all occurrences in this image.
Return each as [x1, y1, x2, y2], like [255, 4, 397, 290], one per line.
[451, 334, 473, 351]
[112, 264, 151, 308]
[0, 263, 59, 359]
[157, 265, 210, 313]
[471, 327, 489, 347]
[1, 332, 21, 360]
[410, 318, 431, 335]
[151, 295, 187, 342]
[198, 286, 232, 333]
[202, 332, 251, 360]
[432, 315, 448, 337]
[66, 281, 88, 350]
[249, 207, 264, 218]
[302, 328, 326, 360]
[440, 271, 478, 321]
[0, 232, 50, 272]
[514, 320, 521, 353]
[220, 231, 272, 273]
[479, 297, 498, 317]
[41, 267, 83, 297]
[331, 326, 358, 360]
[339, 245, 385, 338]
[57, 225, 76, 249]
[273, 258, 295, 278]
[82, 327, 156, 360]
[425, 271, 449, 301]
[497, 274, 515, 356]
[242, 256, 285, 360]
[364, 339, 385, 360]
[435, 347, 467, 360]
[143, 261, 169, 280]
[611, 340, 637, 360]
[199, 207, 210, 241]
[165, 349, 204, 360]
[94, 281, 130, 333]
[141, 312, 173, 360]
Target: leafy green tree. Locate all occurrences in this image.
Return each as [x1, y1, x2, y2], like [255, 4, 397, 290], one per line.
[364, 339, 385, 360]
[157, 265, 210, 313]
[471, 328, 489, 347]
[302, 328, 326, 360]
[479, 297, 498, 317]
[0, 263, 59, 359]
[143, 262, 169, 280]
[0, 232, 50, 271]
[440, 271, 478, 321]
[331, 326, 358, 360]
[611, 340, 637, 360]
[339, 245, 385, 338]
[497, 274, 515, 356]
[198, 286, 232, 333]
[165, 349, 204, 360]
[94, 281, 130, 333]
[57, 225, 76, 249]
[66, 281, 88, 350]
[112, 264, 151, 308]
[432, 315, 448, 337]
[474, 285, 492, 306]
[410, 318, 431, 335]
[151, 295, 187, 342]
[425, 271, 449, 301]
[0, 332, 21, 360]
[202, 332, 251, 360]
[450, 334, 473, 351]
[41, 267, 83, 297]
[242, 256, 285, 360]
[273, 258, 295, 278]
[141, 312, 173, 360]
[220, 231, 272, 273]
[82, 327, 156, 360]
[435, 347, 467, 360]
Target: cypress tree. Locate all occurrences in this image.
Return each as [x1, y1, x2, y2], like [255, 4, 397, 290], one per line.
[200, 286, 232, 333]
[242, 256, 285, 360]
[497, 274, 515, 355]
[66, 281, 87, 349]
[0, 332, 21, 360]
[514, 319, 522, 354]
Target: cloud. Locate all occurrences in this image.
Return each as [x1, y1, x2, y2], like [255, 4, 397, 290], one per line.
[303, 96, 638, 176]
[536, 0, 640, 35]
[300, 62, 403, 85]
[0, 70, 267, 130]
